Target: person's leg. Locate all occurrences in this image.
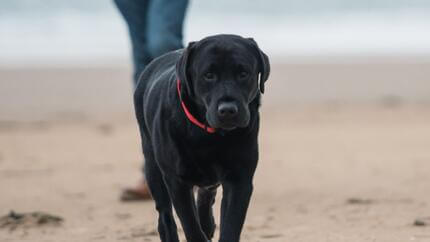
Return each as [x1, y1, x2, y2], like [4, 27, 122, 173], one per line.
[114, 0, 153, 201]
[146, 0, 189, 59]
[113, 0, 152, 85]
[116, 0, 189, 202]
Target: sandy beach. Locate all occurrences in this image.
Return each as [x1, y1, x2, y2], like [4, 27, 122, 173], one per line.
[1, 57, 430, 241]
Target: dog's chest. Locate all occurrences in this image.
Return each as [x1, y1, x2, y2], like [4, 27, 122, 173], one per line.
[176, 140, 247, 186]
[161, 127, 258, 186]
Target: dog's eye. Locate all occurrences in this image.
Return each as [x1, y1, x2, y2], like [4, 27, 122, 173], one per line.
[204, 72, 216, 81]
[238, 71, 249, 79]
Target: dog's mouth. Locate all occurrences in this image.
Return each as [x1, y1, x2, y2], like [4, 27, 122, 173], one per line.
[217, 123, 238, 131]
[207, 117, 249, 131]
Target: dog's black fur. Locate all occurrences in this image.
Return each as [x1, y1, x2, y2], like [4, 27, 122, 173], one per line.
[134, 34, 270, 242]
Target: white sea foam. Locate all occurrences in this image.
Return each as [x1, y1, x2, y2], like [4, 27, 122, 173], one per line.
[1, 2, 430, 66]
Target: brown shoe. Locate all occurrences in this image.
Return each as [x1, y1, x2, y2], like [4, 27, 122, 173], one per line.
[120, 179, 152, 201]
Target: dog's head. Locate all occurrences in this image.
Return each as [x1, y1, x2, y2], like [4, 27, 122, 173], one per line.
[176, 34, 270, 130]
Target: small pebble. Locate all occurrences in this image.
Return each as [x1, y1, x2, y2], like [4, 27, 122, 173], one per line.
[414, 218, 429, 226]
[347, 198, 374, 205]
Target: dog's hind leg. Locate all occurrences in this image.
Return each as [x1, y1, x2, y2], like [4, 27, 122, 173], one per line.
[164, 178, 209, 242]
[145, 157, 179, 242]
[197, 186, 218, 240]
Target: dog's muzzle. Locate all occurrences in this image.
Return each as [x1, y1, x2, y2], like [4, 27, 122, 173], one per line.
[208, 101, 249, 130]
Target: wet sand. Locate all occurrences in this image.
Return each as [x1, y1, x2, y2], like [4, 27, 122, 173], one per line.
[1, 57, 430, 241]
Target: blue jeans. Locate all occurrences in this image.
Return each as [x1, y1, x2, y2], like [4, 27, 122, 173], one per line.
[114, 0, 189, 85]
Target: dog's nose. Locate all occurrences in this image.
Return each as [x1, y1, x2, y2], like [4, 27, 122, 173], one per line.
[218, 102, 238, 118]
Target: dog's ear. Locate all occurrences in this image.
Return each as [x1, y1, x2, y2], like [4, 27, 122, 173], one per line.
[176, 41, 196, 99]
[247, 38, 270, 94]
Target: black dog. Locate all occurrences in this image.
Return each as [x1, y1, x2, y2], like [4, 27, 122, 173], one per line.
[134, 34, 270, 242]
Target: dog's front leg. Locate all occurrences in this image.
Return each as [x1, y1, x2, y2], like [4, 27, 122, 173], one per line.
[219, 179, 253, 242]
[165, 178, 209, 242]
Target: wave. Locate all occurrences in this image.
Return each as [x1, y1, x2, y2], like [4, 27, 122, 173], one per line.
[1, 4, 430, 65]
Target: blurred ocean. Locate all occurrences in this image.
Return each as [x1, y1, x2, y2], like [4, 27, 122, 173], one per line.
[1, 0, 430, 66]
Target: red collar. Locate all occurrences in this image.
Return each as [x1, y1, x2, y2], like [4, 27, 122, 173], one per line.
[176, 79, 216, 133]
